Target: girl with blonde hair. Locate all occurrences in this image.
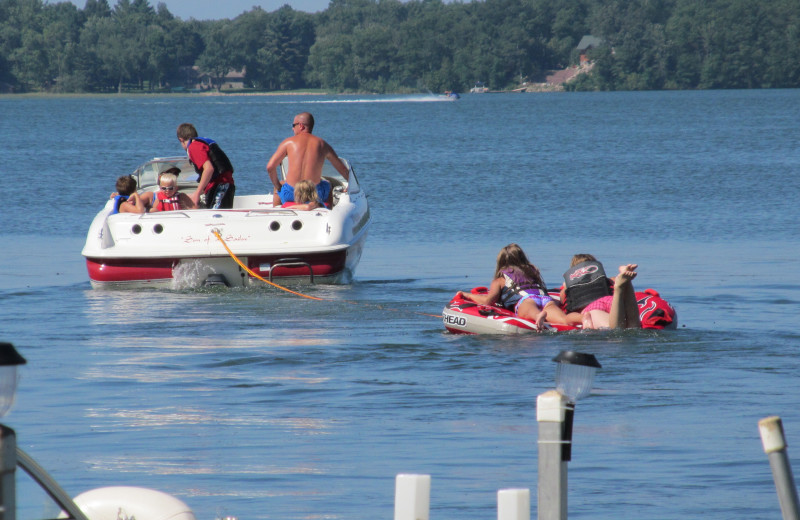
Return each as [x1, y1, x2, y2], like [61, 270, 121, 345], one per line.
[283, 179, 322, 210]
[458, 243, 570, 330]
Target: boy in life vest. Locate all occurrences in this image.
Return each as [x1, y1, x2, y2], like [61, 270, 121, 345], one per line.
[109, 175, 146, 214]
[150, 172, 196, 212]
[177, 123, 235, 209]
[281, 179, 323, 210]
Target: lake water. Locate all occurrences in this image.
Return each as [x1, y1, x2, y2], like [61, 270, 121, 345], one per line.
[1, 89, 799, 520]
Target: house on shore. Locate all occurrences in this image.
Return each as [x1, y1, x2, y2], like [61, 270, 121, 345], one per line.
[577, 35, 603, 65]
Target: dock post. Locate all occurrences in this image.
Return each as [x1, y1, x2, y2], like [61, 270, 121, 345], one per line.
[0, 425, 17, 520]
[759, 416, 800, 520]
[394, 474, 430, 520]
[537, 390, 569, 520]
[498, 488, 530, 520]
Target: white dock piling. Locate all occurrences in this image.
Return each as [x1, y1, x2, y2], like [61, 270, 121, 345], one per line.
[759, 416, 800, 520]
[537, 390, 569, 520]
[498, 488, 530, 520]
[394, 474, 430, 520]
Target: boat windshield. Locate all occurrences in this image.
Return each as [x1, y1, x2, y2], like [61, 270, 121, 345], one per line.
[277, 157, 361, 194]
[132, 157, 199, 191]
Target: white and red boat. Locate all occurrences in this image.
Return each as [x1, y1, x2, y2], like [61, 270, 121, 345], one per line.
[82, 156, 370, 289]
[442, 287, 677, 334]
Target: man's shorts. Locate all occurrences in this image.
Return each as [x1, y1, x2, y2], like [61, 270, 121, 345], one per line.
[206, 183, 235, 209]
[279, 180, 331, 204]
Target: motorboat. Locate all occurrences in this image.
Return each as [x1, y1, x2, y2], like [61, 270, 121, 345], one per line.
[469, 82, 489, 93]
[442, 287, 677, 334]
[82, 156, 371, 289]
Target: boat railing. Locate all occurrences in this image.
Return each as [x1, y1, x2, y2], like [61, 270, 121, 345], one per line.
[269, 258, 314, 283]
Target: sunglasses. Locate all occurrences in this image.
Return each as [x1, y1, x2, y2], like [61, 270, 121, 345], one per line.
[160, 186, 176, 191]
[292, 122, 303, 128]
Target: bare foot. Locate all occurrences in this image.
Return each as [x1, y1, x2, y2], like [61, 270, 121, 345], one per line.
[535, 309, 547, 331]
[615, 264, 638, 285]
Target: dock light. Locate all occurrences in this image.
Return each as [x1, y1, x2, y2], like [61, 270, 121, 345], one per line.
[0, 342, 26, 418]
[552, 350, 601, 403]
[537, 351, 602, 520]
[552, 350, 601, 462]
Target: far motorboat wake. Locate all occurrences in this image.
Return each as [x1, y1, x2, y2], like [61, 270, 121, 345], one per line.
[82, 156, 371, 289]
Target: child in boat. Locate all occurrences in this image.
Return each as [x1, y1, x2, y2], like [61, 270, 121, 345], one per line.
[560, 254, 641, 329]
[110, 175, 146, 214]
[457, 243, 571, 330]
[149, 172, 196, 212]
[282, 179, 322, 210]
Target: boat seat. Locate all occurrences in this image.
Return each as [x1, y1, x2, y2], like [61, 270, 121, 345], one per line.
[322, 176, 345, 207]
[323, 176, 344, 191]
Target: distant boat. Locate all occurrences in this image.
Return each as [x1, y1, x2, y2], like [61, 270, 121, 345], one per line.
[470, 82, 489, 94]
[443, 91, 460, 100]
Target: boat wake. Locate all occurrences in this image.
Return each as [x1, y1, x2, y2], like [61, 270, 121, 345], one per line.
[286, 95, 455, 104]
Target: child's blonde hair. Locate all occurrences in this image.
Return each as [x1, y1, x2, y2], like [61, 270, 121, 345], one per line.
[159, 172, 178, 186]
[294, 180, 320, 204]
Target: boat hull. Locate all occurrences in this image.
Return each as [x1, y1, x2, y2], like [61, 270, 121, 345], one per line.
[85, 240, 365, 289]
[83, 194, 370, 289]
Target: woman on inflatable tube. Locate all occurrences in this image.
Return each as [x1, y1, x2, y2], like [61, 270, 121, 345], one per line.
[457, 243, 571, 331]
[560, 254, 642, 329]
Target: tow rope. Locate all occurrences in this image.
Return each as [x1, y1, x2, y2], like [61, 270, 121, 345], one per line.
[211, 229, 323, 300]
[211, 229, 441, 318]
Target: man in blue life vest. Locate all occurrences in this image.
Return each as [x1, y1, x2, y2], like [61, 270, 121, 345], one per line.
[266, 112, 349, 207]
[177, 123, 235, 209]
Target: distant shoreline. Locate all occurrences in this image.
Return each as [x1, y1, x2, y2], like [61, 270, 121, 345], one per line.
[0, 90, 331, 98]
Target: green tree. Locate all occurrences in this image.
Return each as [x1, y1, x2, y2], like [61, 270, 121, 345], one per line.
[196, 21, 237, 91]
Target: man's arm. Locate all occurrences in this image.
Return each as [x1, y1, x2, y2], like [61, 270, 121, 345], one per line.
[120, 192, 146, 214]
[191, 160, 214, 207]
[266, 142, 288, 192]
[324, 143, 349, 181]
[179, 193, 197, 210]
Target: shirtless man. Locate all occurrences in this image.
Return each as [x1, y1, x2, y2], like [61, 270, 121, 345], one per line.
[266, 112, 349, 207]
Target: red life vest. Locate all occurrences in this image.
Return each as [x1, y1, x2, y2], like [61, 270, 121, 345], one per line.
[155, 190, 181, 211]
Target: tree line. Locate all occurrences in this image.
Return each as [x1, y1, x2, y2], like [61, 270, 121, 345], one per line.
[2, 0, 800, 94]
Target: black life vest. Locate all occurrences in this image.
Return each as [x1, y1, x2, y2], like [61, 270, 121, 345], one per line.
[563, 260, 612, 313]
[497, 268, 546, 310]
[190, 137, 234, 180]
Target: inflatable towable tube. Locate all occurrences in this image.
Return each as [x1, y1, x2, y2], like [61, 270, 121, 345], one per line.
[442, 287, 579, 335]
[442, 287, 677, 335]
